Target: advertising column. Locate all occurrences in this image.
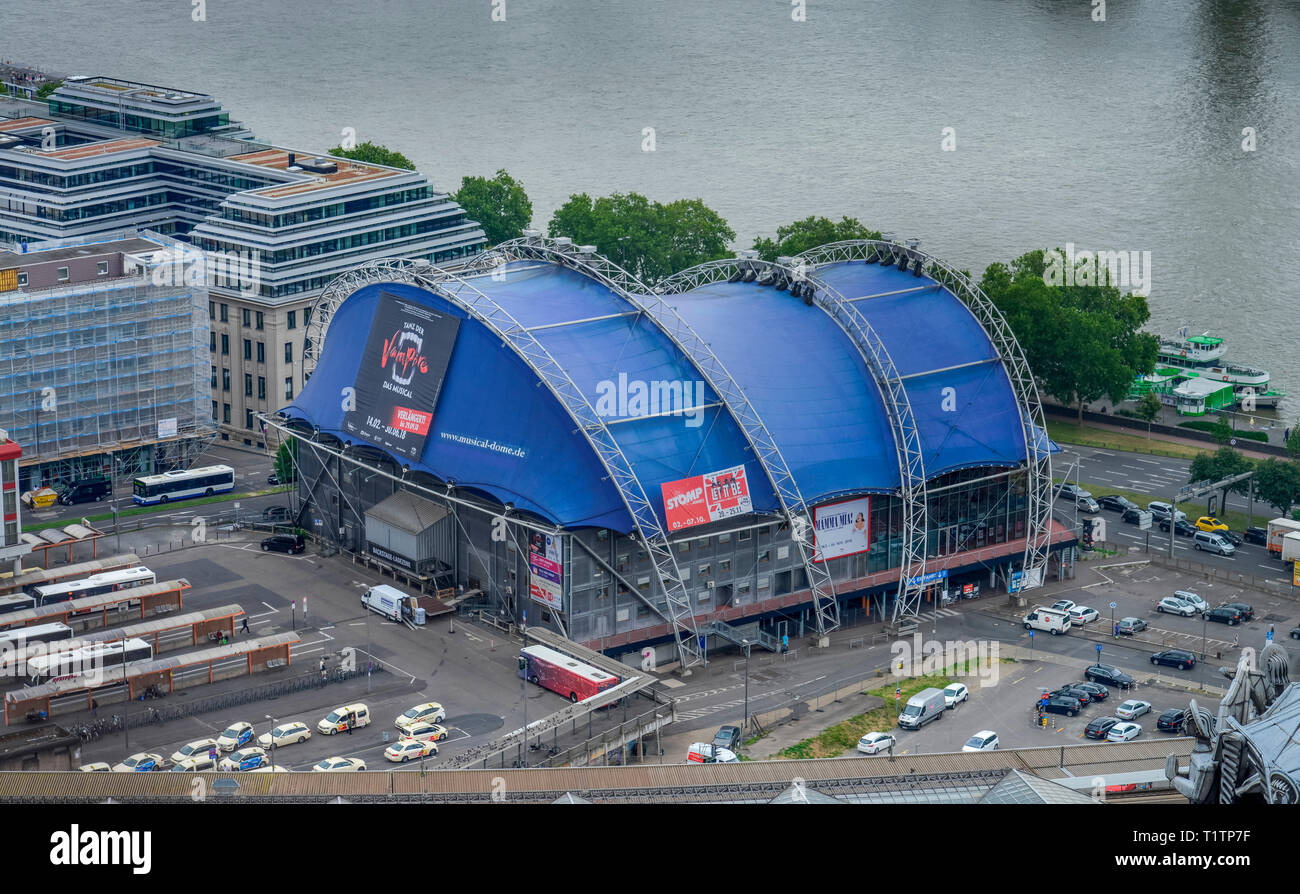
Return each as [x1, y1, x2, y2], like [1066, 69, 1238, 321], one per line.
[528, 531, 564, 611]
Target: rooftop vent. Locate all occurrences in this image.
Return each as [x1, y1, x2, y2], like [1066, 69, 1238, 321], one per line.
[521, 229, 541, 239]
[296, 156, 339, 174]
[577, 244, 598, 255]
[554, 237, 574, 250]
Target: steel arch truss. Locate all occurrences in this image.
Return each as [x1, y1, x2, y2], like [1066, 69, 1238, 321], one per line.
[658, 257, 928, 629]
[300, 257, 705, 669]
[793, 240, 1053, 595]
[472, 237, 842, 637]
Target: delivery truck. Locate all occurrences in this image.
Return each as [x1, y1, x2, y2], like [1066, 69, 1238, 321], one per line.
[1282, 531, 1300, 565]
[1266, 518, 1300, 560]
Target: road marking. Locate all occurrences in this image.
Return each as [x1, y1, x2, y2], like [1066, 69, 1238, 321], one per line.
[352, 647, 418, 684]
[1092, 451, 1115, 457]
[1121, 464, 1143, 471]
[462, 631, 482, 643]
[348, 621, 366, 626]
[1133, 458, 1163, 465]
[291, 646, 323, 656]
[320, 625, 335, 631]
[1010, 676, 1025, 685]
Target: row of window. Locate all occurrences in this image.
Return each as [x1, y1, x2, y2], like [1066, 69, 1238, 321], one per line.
[211, 380, 292, 425]
[7, 260, 110, 288]
[220, 187, 434, 229]
[207, 302, 311, 331]
[208, 335, 298, 366]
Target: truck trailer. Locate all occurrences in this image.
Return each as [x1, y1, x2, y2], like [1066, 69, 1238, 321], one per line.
[1266, 518, 1300, 559]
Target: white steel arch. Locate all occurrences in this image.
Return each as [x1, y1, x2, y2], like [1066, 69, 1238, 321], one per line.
[793, 239, 1054, 600]
[300, 257, 705, 669]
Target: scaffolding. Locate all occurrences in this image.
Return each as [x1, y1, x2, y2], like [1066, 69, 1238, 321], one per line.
[0, 245, 215, 489]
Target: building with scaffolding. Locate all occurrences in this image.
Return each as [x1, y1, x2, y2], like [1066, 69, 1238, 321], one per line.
[0, 232, 213, 491]
[269, 235, 1077, 670]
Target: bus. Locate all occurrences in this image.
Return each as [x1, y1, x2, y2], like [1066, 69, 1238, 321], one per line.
[0, 594, 36, 616]
[0, 622, 74, 651]
[30, 567, 156, 606]
[133, 464, 235, 505]
[26, 637, 153, 684]
[519, 644, 620, 703]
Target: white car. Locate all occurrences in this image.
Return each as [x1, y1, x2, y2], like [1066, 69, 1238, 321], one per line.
[112, 752, 164, 772]
[171, 738, 219, 765]
[942, 682, 969, 708]
[169, 756, 218, 772]
[257, 721, 312, 749]
[248, 765, 291, 773]
[312, 757, 367, 772]
[384, 737, 439, 763]
[1172, 590, 1208, 612]
[216, 721, 255, 752]
[1051, 599, 1076, 612]
[1157, 596, 1196, 617]
[1116, 699, 1152, 720]
[219, 747, 269, 771]
[856, 732, 896, 755]
[1068, 606, 1099, 624]
[1107, 721, 1142, 742]
[78, 762, 111, 772]
[395, 702, 446, 732]
[401, 722, 449, 743]
[962, 730, 1000, 752]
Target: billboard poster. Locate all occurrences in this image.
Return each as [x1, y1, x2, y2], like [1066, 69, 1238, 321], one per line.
[813, 496, 871, 562]
[661, 464, 753, 532]
[342, 291, 461, 461]
[529, 531, 563, 609]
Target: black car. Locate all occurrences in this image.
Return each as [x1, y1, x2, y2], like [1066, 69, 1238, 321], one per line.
[1120, 508, 1144, 525]
[1039, 695, 1082, 717]
[1085, 663, 1134, 689]
[1243, 526, 1268, 546]
[1220, 602, 1253, 622]
[1049, 686, 1092, 706]
[57, 478, 112, 505]
[712, 725, 742, 753]
[1159, 518, 1197, 537]
[1150, 649, 1196, 670]
[1203, 606, 1241, 626]
[1072, 681, 1110, 701]
[262, 506, 291, 522]
[1291, 627, 1300, 640]
[1156, 709, 1186, 733]
[267, 472, 281, 485]
[260, 534, 305, 554]
[1084, 716, 1120, 739]
[1099, 495, 1139, 513]
[1218, 530, 1243, 548]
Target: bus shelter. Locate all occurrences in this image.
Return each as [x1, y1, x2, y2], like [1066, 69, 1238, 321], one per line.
[0, 553, 141, 597]
[0, 578, 190, 632]
[19, 523, 107, 568]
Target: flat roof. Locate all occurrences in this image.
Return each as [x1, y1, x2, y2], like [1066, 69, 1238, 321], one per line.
[0, 116, 53, 133]
[0, 237, 159, 270]
[37, 137, 159, 160]
[230, 148, 398, 198]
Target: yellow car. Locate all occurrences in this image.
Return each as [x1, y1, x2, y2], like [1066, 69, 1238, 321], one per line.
[1195, 517, 1229, 534]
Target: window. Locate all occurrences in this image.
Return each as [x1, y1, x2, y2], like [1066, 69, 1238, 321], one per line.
[257, 376, 266, 400]
[245, 409, 254, 429]
[739, 529, 752, 541]
[244, 373, 252, 396]
[256, 341, 265, 363]
[209, 332, 216, 352]
[15, 272, 26, 287]
[222, 368, 231, 391]
[220, 303, 229, 322]
[209, 301, 215, 319]
[287, 310, 296, 330]
[57, 266, 69, 282]
[222, 403, 231, 424]
[210, 365, 217, 388]
[212, 401, 218, 421]
[720, 558, 731, 575]
[221, 333, 229, 355]
[255, 311, 264, 330]
[284, 377, 293, 400]
[304, 307, 313, 327]
[698, 563, 711, 579]
[96, 260, 108, 275]
[242, 308, 251, 327]
[243, 339, 251, 360]
[284, 342, 292, 364]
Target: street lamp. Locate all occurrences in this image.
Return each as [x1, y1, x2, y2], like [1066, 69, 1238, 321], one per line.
[742, 638, 751, 736]
[265, 714, 276, 768]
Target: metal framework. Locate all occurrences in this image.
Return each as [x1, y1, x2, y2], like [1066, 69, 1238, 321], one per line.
[298, 257, 705, 669]
[466, 235, 842, 636]
[793, 239, 1054, 601]
[658, 257, 928, 627]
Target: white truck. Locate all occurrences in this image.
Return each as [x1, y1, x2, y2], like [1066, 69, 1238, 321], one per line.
[897, 687, 946, 731]
[1281, 531, 1300, 565]
[1266, 518, 1300, 560]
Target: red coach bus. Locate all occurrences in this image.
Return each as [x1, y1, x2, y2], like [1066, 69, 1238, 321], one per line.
[520, 644, 620, 703]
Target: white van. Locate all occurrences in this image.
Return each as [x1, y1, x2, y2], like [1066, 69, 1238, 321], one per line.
[1146, 501, 1187, 524]
[686, 742, 738, 764]
[1023, 606, 1073, 635]
[1193, 531, 1235, 556]
[361, 584, 409, 621]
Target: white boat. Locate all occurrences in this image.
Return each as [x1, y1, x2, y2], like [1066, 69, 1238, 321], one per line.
[1156, 329, 1283, 409]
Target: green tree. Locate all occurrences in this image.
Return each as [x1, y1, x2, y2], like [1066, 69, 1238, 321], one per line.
[1187, 446, 1254, 516]
[35, 80, 62, 100]
[1209, 414, 1233, 445]
[327, 141, 415, 171]
[454, 169, 532, 246]
[752, 215, 881, 262]
[980, 249, 1159, 424]
[1135, 391, 1162, 440]
[1252, 458, 1300, 517]
[1286, 425, 1300, 458]
[273, 438, 298, 486]
[547, 192, 734, 285]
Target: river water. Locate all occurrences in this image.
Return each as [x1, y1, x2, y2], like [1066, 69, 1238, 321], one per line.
[5, 0, 1299, 406]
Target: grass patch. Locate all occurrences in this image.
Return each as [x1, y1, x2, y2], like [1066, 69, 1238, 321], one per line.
[21, 488, 286, 533]
[1177, 420, 1268, 442]
[1045, 420, 1208, 461]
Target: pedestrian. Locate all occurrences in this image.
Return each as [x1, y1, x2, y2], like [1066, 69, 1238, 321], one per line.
[1287, 428, 1292, 443]
[240, 616, 249, 634]
[1114, 622, 1119, 638]
[320, 657, 327, 681]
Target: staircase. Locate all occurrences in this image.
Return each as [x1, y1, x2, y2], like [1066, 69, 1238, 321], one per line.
[709, 618, 778, 653]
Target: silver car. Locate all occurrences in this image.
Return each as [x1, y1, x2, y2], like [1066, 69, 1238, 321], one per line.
[1156, 596, 1197, 617]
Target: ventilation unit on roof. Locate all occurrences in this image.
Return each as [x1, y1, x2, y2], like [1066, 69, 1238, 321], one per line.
[296, 156, 338, 174]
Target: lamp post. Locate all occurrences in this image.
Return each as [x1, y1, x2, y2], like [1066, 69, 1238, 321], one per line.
[1110, 601, 1117, 639]
[742, 638, 751, 736]
[265, 714, 276, 769]
[1200, 611, 1207, 687]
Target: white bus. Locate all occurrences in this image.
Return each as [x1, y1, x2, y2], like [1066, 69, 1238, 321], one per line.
[0, 594, 36, 616]
[26, 637, 153, 684]
[133, 464, 235, 505]
[0, 622, 74, 650]
[30, 567, 156, 606]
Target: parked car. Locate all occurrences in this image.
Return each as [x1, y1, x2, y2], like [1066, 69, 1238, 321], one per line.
[1115, 617, 1147, 635]
[262, 506, 291, 522]
[113, 752, 164, 772]
[1107, 721, 1143, 742]
[396, 702, 446, 731]
[712, 725, 743, 753]
[1172, 590, 1208, 612]
[78, 762, 112, 772]
[1220, 601, 1254, 622]
[1077, 496, 1100, 513]
[216, 722, 255, 752]
[170, 738, 219, 765]
[261, 533, 305, 554]
[1052, 599, 1077, 612]
[312, 757, 366, 772]
[57, 478, 111, 505]
[1068, 606, 1099, 624]
[257, 721, 312, 749]
[1291, 627, 1300, 640]
[1147, 501, 1185, 523]
[400, 722, 449, 743]
[1156, 709, 1187, 733]
[1157, 596, 1197, 617]
[1084, 716, 1120, 740]
[1049, 685, 1092, 706]
[942, 682, 969, 708]
[1115, 699, 1152, 720]
[219, 747, 269, 772]
[1159, 518, 1198, 537]
[856, 731, 897, 755]
[1219, 530, 1243, 548]
[1099, 495, 1139, 513]
[319, 704, 371, 735]
[1120, 507, 1145, 525]
[1072, 681, 1110, 701]
[1193, 531, 1236, 556]
[1039, 695, 1082, 716]
[1203, 606, 1242, 626]
[962, 730, 1000, 752]
[1195, 516, 1229, 533]
[1244, 526, 1268, 546]
[1151, 649, 1197, 670]
[384, 738, 438, 763]
[1055, 484, 1091, 502]
[267, 471, 281, 485]
[170, 756, 218, 772]
[1085, 664, 1134, 689]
